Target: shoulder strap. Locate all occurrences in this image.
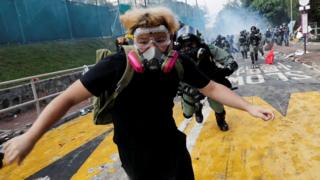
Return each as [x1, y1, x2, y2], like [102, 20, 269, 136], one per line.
[96, 49, 113, 62]
[96, 46, 134, 114]
[115, 46, 135, 94]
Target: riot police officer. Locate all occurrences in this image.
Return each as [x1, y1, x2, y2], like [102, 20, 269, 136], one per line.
[176, 25, 238, 131]
[249, 26, 261, 68]
[239, 30, 248, 59]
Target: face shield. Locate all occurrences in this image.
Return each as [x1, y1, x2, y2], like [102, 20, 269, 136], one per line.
[133, 25, 171, 53]
[176, 25, 198, 42]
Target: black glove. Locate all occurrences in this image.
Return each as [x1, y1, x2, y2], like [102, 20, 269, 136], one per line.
[194, 93, 205, 101]
[227, 61, 239, 72]
[220, 68, 234, 77]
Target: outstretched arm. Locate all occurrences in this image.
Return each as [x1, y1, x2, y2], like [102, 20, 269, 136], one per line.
[3, 80, 93, 165]
[199, 81, 275, 120]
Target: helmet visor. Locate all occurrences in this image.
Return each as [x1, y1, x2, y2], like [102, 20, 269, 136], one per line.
[176, 25, 198, 42]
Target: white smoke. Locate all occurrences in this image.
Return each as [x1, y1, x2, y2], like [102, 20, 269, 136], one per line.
[203, 1, 270, 40]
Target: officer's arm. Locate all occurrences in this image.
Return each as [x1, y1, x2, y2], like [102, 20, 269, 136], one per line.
[199, 81, 250, 111]
[199, 81, 274, 120]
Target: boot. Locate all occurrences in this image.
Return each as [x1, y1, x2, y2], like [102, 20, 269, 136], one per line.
[215, 111, 229, 131]
[241, 51, 245, 59]
[195, 111, 203, 123]
[0, 152, 3, 169]
[195, 103, 203, 123]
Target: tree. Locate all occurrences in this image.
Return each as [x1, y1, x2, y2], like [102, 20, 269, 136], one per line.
[239, 0, 301, 25]
[310, 0, 320, 24]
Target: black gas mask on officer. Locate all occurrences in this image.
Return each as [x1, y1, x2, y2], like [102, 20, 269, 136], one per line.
[175, 25, 206, 63]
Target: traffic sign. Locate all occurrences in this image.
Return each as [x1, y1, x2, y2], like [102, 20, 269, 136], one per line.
[299, 0, 310, 6]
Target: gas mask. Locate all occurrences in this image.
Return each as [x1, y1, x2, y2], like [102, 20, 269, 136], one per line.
[140, 46, 165, 72]
[127, 47, 179, 74]
[181, 46, 206, 63]
[129, 25, 179, 73]
[175, 25, 206, 63]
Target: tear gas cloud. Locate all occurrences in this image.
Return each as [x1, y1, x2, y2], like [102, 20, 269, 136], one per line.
[205, 3, 270, 40]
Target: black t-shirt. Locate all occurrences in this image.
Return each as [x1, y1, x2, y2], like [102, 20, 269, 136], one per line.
[80, 51, 209, 146]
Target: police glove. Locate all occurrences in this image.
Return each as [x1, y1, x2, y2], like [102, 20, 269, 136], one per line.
[221, 68, 234, 77]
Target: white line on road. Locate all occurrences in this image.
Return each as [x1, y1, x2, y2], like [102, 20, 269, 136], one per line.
[187, 106, 211, 153]
[302, 63, 320, 73]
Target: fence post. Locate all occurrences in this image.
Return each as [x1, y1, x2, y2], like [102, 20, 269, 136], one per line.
[315, 22, 318, 40]
[30, 78, 41, 116]
[64, 0, 74, 39]
[13, 0, 26, 43]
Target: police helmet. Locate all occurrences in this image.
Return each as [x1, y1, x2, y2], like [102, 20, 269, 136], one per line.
[176, 25, 200, 43]
[250, 26, 257, 32]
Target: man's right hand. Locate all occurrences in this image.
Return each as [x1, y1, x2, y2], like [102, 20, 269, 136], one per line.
[3, 134, 36, 166]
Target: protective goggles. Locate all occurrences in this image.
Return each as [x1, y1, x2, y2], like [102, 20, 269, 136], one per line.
[133, 25, 171, 51]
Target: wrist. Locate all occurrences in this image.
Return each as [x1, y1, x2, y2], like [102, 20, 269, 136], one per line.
[243, 102, 254, 112]
[24, 130, 41, 143]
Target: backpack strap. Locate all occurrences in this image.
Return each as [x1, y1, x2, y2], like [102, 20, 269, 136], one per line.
[114, 46, 135, 94]
[96, 49, 113, 62]
[95, 46, 135, 116]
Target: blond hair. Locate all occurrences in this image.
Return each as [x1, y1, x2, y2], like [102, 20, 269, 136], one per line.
[120, 7, 179, 35]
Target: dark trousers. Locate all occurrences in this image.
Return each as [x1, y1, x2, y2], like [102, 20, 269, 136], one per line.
[117, 133, 194, 180]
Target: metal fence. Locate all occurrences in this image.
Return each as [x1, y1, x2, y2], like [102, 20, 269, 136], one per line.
[310, 22, 320, 40]
[0, 0, 206, 45]
[0, 0, 123, 44]
[0, 65, 93, 116]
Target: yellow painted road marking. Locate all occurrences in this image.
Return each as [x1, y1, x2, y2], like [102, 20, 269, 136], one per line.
[0, 114, 111, 180]
[184, 117, 196, 135]
[192, 97, 284, 179]
[71, 131, 117, 180]
[173, 101, 185, 127]
[71, 102, 187, 179]
[192, 92, 320, 179]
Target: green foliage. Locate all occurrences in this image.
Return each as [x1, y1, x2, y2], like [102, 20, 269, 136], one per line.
[250, 0, 289, 24]
[239, 0, 301, 25]
[310, 0, 320, 23]
[0, 38, 115, 82]
[241, 0, 254, 8]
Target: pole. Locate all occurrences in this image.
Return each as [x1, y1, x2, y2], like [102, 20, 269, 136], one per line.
[290, 0, 293, 23]
[144, 0, 147, 7]
[30, 79, 41, 116]
[64, 0, 74, 39]
[302, 11, 307, 54]
[304, 33, 307, 54]
[13, 0, 26, 43]
[185, 0, 187, 17]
